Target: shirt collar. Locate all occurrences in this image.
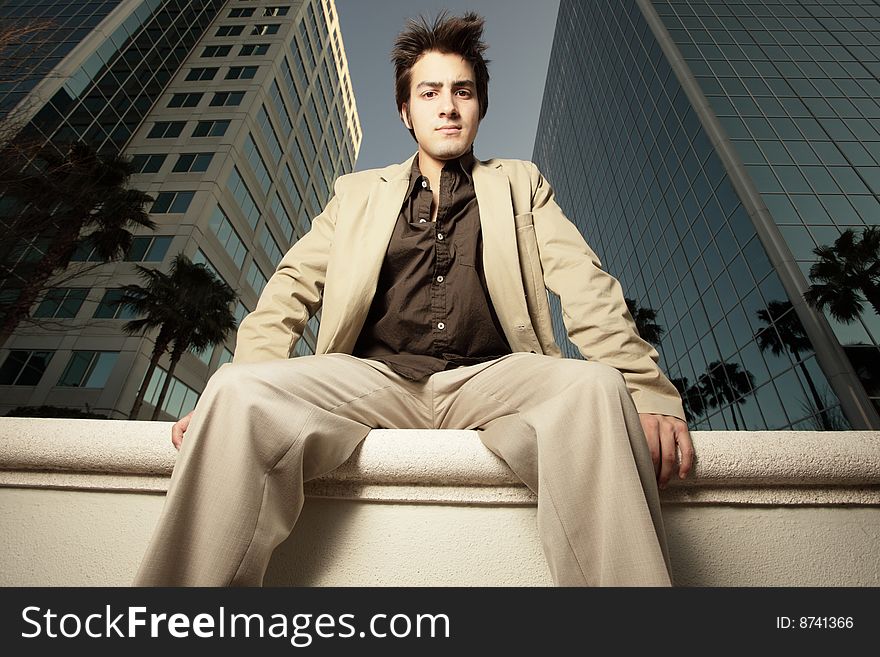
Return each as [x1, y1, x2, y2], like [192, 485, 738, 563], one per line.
[407, 148, 476, 196]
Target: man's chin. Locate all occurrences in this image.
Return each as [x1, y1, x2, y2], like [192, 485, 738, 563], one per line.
[428, 142, 472, 161]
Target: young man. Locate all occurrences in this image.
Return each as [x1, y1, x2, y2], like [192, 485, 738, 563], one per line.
[135, 12, 694, 587]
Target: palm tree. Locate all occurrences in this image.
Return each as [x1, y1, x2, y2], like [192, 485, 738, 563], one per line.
[698, 361, 755, 430]
[625, 297, 664, 347]
[803, 226, 880, 323]
[120, 254, 237, 420]
[0, 140, 154, 346]
[670, 376, 705, 424]
[755, 300, 832, 430]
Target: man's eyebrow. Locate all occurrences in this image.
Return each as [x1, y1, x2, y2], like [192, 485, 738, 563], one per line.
[415, 79, 476, 90]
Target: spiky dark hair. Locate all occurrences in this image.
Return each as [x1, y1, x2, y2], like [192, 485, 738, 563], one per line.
[391, 11, 490, 140]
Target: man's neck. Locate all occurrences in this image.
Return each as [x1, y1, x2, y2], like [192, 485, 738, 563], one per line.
[416, 150, 446, 190]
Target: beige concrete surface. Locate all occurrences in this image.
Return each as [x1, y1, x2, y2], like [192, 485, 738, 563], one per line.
[1, 418, 878, 586]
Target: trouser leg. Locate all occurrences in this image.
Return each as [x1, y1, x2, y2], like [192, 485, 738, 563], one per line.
[133, 354, 430, 586]
[432, 353, 672, 587]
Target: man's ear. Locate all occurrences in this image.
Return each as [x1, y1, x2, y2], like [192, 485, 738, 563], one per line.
[401, 103, 411, 129]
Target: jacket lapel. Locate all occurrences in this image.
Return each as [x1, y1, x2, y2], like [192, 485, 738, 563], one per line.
[321, 154, 414, 353]
[472, 159, 534, 351]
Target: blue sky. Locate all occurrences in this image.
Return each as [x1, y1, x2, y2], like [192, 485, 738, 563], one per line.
[335, 0, 560, 171]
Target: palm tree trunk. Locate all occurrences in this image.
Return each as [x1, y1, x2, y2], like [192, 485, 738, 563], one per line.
[727, 402, 740, 430]
[129, 331, 170, 420]
[735, 400, 747, 429]
[798, 360, 832, 430]
[150, 348, 183, 421]
[0, 222, 81, 348]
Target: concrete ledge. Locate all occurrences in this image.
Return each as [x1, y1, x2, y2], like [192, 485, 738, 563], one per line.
[1, 418, 879, 505]
[1, 418, 879, 586]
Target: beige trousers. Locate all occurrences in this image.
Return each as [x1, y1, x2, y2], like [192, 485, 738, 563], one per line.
[134, 352, 672, 586]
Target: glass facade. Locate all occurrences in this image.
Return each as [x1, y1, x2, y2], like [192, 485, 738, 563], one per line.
[0, 0, 123, 118]
[0, 0, 362, 420]
[10, 0, 225, 155]
[534, 0, 852, 430]
[653, 0, 880, 414]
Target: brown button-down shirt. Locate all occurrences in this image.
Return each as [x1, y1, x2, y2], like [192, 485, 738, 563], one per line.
[351, 151, 512, 380]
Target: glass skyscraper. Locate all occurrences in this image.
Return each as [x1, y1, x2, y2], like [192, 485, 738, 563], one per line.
[534, 0, 879, 430]
[0, 0, 361, 420]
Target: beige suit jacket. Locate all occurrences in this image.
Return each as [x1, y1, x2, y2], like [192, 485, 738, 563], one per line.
[233, 153, 686, 421]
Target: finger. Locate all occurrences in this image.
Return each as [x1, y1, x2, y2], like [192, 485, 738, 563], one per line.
[171, 423, 183, 451]
[658, 419, 676, 489]
[676, 425, 695, 479]
[639, 415, 661, 476]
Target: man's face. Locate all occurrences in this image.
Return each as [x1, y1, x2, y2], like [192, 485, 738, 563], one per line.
[401, 50, 480, 164]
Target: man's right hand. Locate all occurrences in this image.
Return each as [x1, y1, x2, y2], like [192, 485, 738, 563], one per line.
[171, 410, 195, 450]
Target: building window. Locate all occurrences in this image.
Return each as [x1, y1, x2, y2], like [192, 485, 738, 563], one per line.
[272, 191, 296, 243]
[215, 25, 244, 37]
[147, 121, 185, 138]
[244, 133, 272, 195]
[33, 288, 89, 318]
[292, 137, 309, 187]
[264, 7, 289, 17]
[143, 367, 200, 418]
[257, 105, 283, 164]
[234, 302, 249, 326]
[300, 113, 317, 162]
[269, 78, 294, 135]
[209, 206, 248, 269]
[93, 289, 138, 319]
[190, 343, 215, 366]
[228, 8, 255, 18]
[217, 348, 234, 367]
[281, 163, 302, 209]
[258, 225, 283, 264]
[227, 167, 261, 229]
[202, 44, 232, 58]
[239, 43, 270, 56]
[130, 153, 167, 173]
[192, 120, 230, 137]
[291, 45, 309, 85]
[58, 351, 119, 388]
[172, 153, 214, 173]
[251, 24, 280, 35]
[225, 65, 258, 80]
[168, 92, 203, 108]
[294, 338, 313, 357]
[185, 67, 218, 81]
[247, 260, 268, 295]
[210, 91, 245, 107]
[151, 191, 195, 214]
[0, 350, 53, 386]
[125, 236, 173, 262]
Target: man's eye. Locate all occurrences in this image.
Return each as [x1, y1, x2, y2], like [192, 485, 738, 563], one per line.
[423, 91, 436, 98]
[456, 90, 471, 96]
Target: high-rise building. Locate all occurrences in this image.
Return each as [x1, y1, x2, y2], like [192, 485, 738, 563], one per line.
[534, 0, 880, 430]
[0, 0, 361, 420]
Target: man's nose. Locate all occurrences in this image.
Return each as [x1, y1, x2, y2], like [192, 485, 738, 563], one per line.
[439, 91, 459, 116]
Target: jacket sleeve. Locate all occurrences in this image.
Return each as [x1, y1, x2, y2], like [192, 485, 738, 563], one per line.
[526, 161, 686, 421]
[232, 192, 339, 364]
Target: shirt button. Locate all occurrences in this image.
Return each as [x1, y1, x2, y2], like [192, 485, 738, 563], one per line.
[419, 218, 427, 223]
[421, 179, 428, 188]
[436, 275, 444, 283]
[437, 322, 445, 330]
[437, 232, 444, 240]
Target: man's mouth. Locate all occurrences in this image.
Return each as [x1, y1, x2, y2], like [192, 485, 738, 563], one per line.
[437, 126, 461, 134]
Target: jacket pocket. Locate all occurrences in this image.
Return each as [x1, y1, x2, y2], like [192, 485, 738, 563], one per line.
[514, 213, 557, 354]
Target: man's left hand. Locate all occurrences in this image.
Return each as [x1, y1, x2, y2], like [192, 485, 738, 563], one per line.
[638, 414, 694, 489]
